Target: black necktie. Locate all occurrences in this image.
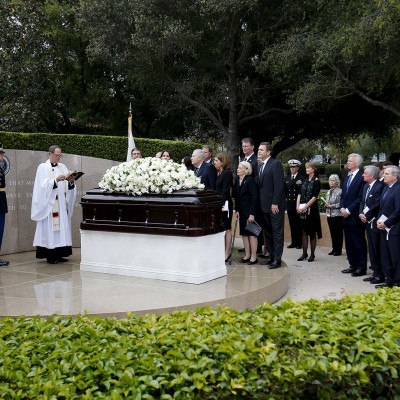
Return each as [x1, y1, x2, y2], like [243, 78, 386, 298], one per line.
[259, 163, 265, 177]
[382, 186, 390, 200]
[51, 163, 58, 167]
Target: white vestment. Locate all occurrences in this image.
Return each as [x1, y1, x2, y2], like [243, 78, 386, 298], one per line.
[31, 160, 77, 249]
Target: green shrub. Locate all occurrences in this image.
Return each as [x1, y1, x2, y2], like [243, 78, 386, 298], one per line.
[1, 289, 400, 398]
[0, 131, 202, 163]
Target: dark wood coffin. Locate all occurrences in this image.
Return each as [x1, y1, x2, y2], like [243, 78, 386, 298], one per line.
[80, 188, 225, 237]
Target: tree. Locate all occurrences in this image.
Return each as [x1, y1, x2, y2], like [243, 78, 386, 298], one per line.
[262, 0, 400, 139]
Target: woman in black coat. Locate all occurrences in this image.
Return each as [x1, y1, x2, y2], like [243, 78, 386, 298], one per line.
[296, 162, 322, 262]
[213, 152, 234, 262]
[233, 161, 259, 265]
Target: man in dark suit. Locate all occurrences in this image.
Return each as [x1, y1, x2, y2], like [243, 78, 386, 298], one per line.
[285, 159, 305, 249]
[191, 149, 217, 190]
[340, 153, 368, 277]
[358, 165, 384, 284]
[257, 142, 286, 269]
[376, 166, 400, 288]
[241, 138, 258, 177]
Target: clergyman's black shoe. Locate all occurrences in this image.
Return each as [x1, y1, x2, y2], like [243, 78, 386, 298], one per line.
[47, 260, 58, 264]
[376, 282, 393, 289]
[287, 244, 296, 249]
[58, 258, 69, 263]
[268, 260, 281, 269]
[341, 267, 355, 274]
[0, 259, 9, 266]
[333, 252, 342, 256]
[328, 250, 334, 255]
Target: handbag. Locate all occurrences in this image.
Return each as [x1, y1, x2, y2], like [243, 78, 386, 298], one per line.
[245, 221, 262, 236]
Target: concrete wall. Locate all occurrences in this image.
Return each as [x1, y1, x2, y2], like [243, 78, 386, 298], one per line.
[1, 150, 119, 255]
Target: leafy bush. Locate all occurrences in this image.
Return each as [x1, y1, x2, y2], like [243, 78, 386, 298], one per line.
[1, 289, 400, 399]
[0, 131, 202, 163]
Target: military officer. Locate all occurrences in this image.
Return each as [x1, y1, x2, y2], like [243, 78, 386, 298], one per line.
[0, 145, 9, 266]
[285, 159, 305, 248]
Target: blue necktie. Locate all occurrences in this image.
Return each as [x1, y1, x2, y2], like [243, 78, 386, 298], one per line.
[346, 173, 353, 190]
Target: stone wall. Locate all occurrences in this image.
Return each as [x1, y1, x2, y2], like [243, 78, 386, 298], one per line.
[1, 150, 118, 255]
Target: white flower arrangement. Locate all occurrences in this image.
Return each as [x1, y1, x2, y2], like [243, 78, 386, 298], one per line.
[99, 157, 204, 195]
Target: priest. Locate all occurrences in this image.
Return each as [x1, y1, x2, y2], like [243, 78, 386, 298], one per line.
[31, 145, 77, 264]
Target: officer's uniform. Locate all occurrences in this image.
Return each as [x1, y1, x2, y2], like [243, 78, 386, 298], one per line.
[285, 160, 305, 248]
[0, 146, 9, 266]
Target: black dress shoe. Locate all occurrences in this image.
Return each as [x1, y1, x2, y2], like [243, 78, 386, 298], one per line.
[333, 252, 342, 256]
[341, 267, 355, 274]
[376, 282, 393, 289]
[258, 254, 269, 259]
[351, 270, 366, 277]
[247, 259, 258, 265]
[0, 259, 9, 266]
[363, 276, 374, 282]
[58, 258, 69, 263]
[370, 277, 385, 284]
[296, 245, 302, 249]
[287, 244, 296, 248]
[47, 260, 58, 264]
[240, 257, 250, 263]
[328, 250, 334, 255]
[268, 260, 281, 269]
[261, 256, 274, 265]
[297, 254, 308, 261]
[308, 255, 315, 262]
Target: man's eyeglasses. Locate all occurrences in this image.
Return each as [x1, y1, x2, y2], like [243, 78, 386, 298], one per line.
[52, 153, 63, 158]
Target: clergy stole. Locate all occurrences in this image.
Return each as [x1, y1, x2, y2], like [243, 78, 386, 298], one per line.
[52, 196, 60, 231]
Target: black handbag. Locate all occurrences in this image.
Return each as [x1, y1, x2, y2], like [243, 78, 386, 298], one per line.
[245, 221, 262, 236]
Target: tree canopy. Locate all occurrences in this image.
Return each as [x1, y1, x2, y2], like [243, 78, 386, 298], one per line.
[1, 0, 400, 159]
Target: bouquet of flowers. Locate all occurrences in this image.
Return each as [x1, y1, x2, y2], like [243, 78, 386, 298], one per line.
[99, 157, 204, 195]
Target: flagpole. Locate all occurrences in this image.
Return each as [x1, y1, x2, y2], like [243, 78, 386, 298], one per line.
[126, 102, 136, 162]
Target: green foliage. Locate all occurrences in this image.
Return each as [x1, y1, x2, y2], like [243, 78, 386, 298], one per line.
[1, 290, 400, 398]
[0, 131, 201, 162]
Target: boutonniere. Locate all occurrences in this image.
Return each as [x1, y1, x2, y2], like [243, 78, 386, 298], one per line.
[296, 180, 302, 185]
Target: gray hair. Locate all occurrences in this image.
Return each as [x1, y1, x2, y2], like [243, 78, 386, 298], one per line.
[386, 166, 400, 180]
[48, 145, 60, 153]
[364, 165, 380, 180]
[239, 161, 253, 176]
[328, 174, 340, 185]
[193, 149, 205, 160]
[348, 153, 363, 166]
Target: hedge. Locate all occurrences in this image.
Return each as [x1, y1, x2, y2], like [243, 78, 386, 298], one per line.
[1, 289, 400, 399]
[0, 131, 202, 163]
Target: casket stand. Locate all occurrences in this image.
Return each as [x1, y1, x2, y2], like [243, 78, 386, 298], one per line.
[80, 188, 226, 284]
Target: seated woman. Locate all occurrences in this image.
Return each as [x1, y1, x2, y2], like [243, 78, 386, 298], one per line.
[324, 174, 343, 256]
[160, 150, 173, 161]
[213, 152, 234, 262]
[233, 161, 259, 265]
[296, 162, 322, 262]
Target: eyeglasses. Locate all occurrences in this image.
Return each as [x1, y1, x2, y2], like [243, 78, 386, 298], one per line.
[52, 153, 63, 158]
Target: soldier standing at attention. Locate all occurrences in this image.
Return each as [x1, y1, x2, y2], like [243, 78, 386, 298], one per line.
[0, 145, 9, 267]
[285, 160, 305, 249]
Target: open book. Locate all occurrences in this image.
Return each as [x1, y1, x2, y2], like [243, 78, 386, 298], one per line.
[65, 171, 84, 181]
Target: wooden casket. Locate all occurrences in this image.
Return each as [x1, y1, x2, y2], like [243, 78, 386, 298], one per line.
[79, 188, 227, 284]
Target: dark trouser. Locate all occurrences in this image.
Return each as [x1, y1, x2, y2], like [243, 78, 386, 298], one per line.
[327, 216, 343, 254]
[0, 213, 4, 250]
[343, 220, 367, 271]
[262, 209, 285, 262]
[380, 233, 400, 284]
[366, 224, 382, 277]
[287, 210, 302, 246]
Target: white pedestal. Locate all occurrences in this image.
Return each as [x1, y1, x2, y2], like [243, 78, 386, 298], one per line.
[80, 230, 227, 284]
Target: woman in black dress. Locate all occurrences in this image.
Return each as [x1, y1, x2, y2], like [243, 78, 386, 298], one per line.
[214, 152, 234, 262]
[296, 162, 322, 262]
[233, 161, 259, 264]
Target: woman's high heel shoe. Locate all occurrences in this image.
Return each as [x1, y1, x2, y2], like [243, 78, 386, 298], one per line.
[297, 254, 308, 261]
[308, 255, 315, 262]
